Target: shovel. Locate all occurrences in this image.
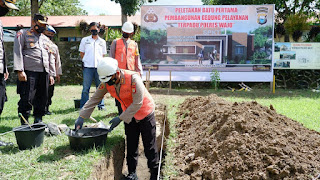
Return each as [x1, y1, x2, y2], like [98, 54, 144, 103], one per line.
[18, 113, 33, 130]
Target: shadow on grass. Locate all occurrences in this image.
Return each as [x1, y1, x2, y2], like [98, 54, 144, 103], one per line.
[37, 135, 124, 163]
[61, 118, 76, 126]
[52, 107, 78, 115]
[0, 125, 14, 133]
[0, 116, 20, 122]
[0, 144, 20, 154]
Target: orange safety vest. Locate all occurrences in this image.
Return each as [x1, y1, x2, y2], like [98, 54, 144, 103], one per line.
[106, 70, 154, 120]
[115, 38, 136, 71]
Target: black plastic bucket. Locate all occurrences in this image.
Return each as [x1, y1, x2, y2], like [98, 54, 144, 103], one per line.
[74, 99, 81, 110]
[13, 123, 46, 150]
[66, 128, 108, 150]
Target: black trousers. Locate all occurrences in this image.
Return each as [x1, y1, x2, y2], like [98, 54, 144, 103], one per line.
[17, 71, 49, 120]
[0, 73, 7, 116]
[125, 112, 159, 174]
[46, 82, 55, 109]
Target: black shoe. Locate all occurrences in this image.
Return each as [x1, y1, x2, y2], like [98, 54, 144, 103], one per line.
[125, 172, 138, 180]
[34, 116, 43, 124]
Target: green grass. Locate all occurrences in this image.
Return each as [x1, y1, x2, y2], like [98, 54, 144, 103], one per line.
[0, 86, 319, 179]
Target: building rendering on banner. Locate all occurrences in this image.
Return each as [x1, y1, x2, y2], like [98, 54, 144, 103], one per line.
[163, 27, 255, 65]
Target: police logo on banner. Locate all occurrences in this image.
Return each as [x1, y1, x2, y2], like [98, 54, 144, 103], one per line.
[256, 7, 268, 25]
[144, 8, 158, 23]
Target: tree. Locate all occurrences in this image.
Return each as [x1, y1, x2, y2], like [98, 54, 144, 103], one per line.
[284, 13, 310, 41]
[7, 0, 87, 16]
[111, 0, 157, 24]
[202, 0, 320, 41]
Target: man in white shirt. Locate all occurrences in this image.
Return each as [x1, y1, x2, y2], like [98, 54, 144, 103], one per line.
[79, 22, 106, 110]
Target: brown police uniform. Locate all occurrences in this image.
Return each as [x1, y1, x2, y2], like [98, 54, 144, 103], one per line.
[46, 41, 62, 114]
[14, 28, 56, 124]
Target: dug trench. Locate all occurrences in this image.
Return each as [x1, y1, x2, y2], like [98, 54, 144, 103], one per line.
[91, 104, 170, 180]
[172, 94, 320, 180]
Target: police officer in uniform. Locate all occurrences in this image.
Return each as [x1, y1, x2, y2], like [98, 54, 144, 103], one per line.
[109, 21, 142, 115]
[14, 13, 56, 125]
[75, 58, 159, 180]
[43, 25, 62, 115]
[0, 0, 19, 146]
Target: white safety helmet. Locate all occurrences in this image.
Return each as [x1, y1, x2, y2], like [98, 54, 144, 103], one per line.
[97, 57, 119, 82]
[121, 22, 134, 33]
[46, 25, 56, 34]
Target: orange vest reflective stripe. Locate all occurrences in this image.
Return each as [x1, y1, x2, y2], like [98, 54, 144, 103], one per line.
[106, 70, 154, 120]
[115, 38, 136, 71]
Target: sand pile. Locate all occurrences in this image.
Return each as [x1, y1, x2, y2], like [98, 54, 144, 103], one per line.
[172, 94, 320, 180]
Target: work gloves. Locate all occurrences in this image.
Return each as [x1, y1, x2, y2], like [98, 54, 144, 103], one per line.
[108, 116, 121, 132]
[75, 116, 84, 130]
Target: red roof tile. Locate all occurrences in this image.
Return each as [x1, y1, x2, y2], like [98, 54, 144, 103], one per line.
[0, 15, 140, 28]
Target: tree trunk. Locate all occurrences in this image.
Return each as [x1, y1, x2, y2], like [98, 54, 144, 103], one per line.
[31, 0, 39, 18]
[284, 34, 290, 42]
[121, 6, 127, 25]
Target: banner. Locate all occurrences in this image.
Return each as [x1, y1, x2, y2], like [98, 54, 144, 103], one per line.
[274, 42, 320, 69]
[141, 5, 274, 82]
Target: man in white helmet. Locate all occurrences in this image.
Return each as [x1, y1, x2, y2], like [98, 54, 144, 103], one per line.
[109, 21, 143, 116]
[74, 57, 158, 180]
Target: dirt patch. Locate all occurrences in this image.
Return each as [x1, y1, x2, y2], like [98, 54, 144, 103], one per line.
[91, 138, 125, 180]
[173, 94, 320, 179]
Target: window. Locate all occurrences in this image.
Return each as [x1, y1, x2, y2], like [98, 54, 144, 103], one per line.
[235, 45, 244, 55]
[176, 46, 195, 54]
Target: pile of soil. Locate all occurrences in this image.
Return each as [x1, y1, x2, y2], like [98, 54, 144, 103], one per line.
[173, 94, 320, 179]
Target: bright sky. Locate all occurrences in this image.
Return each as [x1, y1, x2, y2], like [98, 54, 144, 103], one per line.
[79, 0, 203, 15]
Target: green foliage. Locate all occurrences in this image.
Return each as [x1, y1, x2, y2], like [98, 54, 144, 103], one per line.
[7, 0, 87, 16]
[111, 0, 157, 16]
[210, 69, 220, 90]
[284, 14, 310, 42]
[202, 0, 320, 42]
[140, 28, 166, 44]
[249, 26, 273, 60]
[107, 28, 122, 42]
[140, 28, 167, 61]
[132, 26, 141, 42]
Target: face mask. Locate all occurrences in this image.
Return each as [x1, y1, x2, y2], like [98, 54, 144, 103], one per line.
[0, 7, 9, 16]
[91, 30, 98, 35]
[122, 32, 130, 38]
[34, 24, 46, 33]
[45, 35, 53, 40]
[107, 76, 117, 86]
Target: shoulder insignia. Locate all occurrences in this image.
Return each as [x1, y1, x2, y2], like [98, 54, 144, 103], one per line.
[99, 83, 105, 90]
[132, 82, 136, 94]
[16, 32, 22, 38]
